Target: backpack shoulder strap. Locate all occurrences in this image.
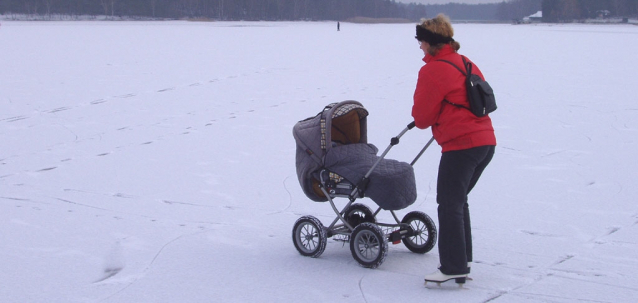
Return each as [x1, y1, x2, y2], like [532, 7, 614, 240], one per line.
[436, 59, 466, 76]
[435, 58, 471, 110]
[461, 56, 473, 76]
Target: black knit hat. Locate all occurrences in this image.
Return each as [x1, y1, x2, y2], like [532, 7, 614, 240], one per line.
[415, 25, 454, 45]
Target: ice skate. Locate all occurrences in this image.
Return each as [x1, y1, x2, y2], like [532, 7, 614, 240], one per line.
[424, 270, 467, 287]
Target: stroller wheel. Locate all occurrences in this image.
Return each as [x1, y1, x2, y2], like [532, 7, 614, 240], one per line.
[292, 216, 327, 258]
[343, 203, 376, 229]
[350, 223, 388, 268]
[401, 211, 437, 254]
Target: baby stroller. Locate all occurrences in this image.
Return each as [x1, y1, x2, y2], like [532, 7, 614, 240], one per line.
[291, 100, 437, 268]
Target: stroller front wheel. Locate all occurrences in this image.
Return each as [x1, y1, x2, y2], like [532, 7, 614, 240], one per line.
[401, 211, 437, 254]
[292, 215, 327, 258]
[350, 222, 388, 268]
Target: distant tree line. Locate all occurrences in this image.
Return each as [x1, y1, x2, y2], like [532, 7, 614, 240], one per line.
[542, 0, 638, 22]
[0, 0, 545, 22]
[418, 0, 540, 22]
[421, 3, 499, 21]
[7, 0, 632, 22]
[0, 0, 429, 21]
[495, 0, 541, 21]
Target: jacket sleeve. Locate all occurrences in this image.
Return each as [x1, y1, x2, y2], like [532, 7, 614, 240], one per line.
[412, 66, 444, 129]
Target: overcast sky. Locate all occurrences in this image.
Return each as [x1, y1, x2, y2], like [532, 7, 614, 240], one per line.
[395, 0, 503, 4]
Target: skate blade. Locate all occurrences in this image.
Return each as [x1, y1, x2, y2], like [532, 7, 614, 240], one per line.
[424, 277, 467, 288]
[424, 282, 467, 289]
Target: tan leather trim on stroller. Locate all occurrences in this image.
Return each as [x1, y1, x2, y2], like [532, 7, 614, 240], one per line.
[331, 110, 361, 145]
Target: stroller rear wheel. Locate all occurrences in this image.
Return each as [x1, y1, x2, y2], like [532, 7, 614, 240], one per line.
[350, 222, 388, 268]
[401, 211, 437, 254]
[343, 203, 376, 229]
[292, 216, 327, 258]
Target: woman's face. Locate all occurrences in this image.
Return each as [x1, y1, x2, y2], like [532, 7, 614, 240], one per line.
[419, 40, 429, 55]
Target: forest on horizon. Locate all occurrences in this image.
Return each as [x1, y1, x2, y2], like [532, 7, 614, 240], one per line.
[3, 0, 636, 22]
[1, 0, 542, 22]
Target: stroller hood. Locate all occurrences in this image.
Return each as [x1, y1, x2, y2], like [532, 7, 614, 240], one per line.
[293, 101, 368, 201]
[293, 100, 417, 210]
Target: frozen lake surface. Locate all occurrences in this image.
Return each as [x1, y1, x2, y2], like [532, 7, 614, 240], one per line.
[1, 20, 638, 302]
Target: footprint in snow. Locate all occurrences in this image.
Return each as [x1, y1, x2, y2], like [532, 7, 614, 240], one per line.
[116, 93, 136, 98]
[46, 107, 71, 113]
[3, 116, 28, 122]
[37, 167, 57, 172]
[94, 241, 126, 283]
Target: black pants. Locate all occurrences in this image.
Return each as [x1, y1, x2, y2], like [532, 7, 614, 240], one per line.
[436, 145, 494, 275]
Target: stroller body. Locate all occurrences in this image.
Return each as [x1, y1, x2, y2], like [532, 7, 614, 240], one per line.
[292, 100, 437, 268]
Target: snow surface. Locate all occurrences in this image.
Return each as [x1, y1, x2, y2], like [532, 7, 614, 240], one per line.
[1, 20, 637, 302]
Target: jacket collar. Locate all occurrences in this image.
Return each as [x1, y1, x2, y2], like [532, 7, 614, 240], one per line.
[423, 44, 456, 64]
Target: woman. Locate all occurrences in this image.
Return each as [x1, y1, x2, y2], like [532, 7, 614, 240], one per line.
[412, 14, 496, 285]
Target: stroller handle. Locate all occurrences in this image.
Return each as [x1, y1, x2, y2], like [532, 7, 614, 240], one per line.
[372, 122, 432, 176]
[410, 136, 436, 166]
[354, 123, 434, 197]
[394, 121, 436, 166]
[391, 121, 416, 146]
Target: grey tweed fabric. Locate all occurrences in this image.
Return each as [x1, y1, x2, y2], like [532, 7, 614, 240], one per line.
[324, 143, 417, 210]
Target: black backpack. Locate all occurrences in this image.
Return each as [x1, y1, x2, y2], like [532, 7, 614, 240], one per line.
[437, 56, 497, 117]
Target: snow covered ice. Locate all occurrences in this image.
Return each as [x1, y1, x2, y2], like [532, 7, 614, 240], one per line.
[1, 20, 638, 302]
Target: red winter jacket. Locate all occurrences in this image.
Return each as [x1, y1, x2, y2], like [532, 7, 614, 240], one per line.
[412, 45, 496, 152]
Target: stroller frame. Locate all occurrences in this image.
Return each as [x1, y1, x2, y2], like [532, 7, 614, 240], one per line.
[292, 102, 438, 268]
[321, 126, 435, 233]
